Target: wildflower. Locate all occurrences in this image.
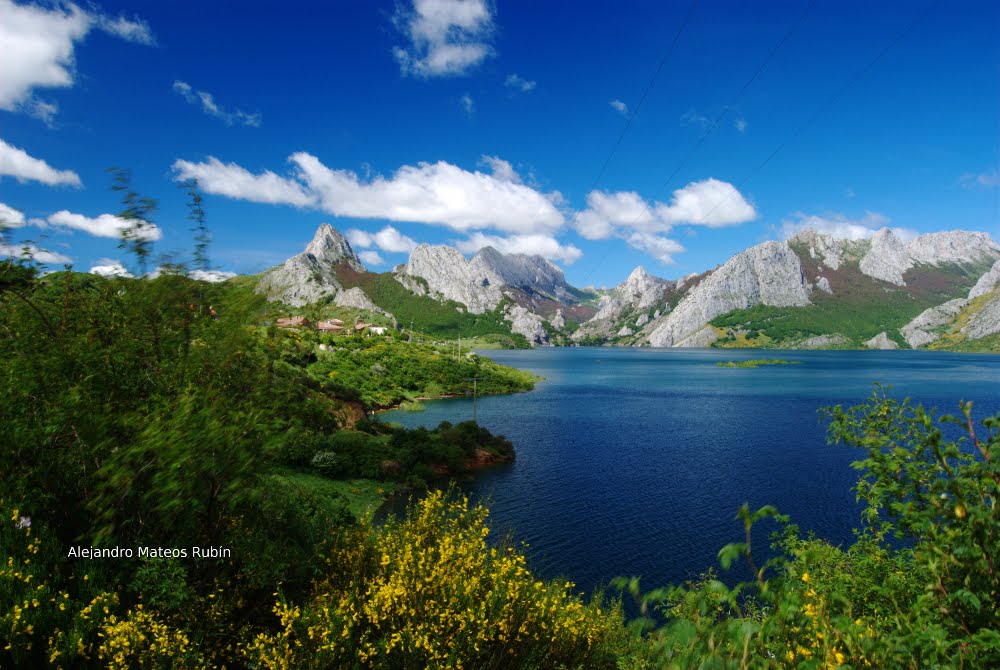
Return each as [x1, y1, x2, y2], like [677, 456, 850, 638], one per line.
[16, 516, 31, 529]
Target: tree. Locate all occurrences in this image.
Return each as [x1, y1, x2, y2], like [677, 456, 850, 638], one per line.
[108, 167, 158, 276]
[181, 178, 210, 272]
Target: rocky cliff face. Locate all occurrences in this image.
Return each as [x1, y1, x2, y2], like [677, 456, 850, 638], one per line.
[793, 228, 1000, 288]
[396, 244, 503, 314]
[469, 247, 576, 303]
[646, 241, 810, 347]
[503, 304, 549, 345]
[962, 292, 1000, 341]
[570, 266, 673, 342]
[900, 298, 968, 348]
[968, 259, 1000, 300]
[907, 231, 1000, 266]
[256, 223, 366, 306]
[858, 228, 914, 286]
[334, 287, 395, 323]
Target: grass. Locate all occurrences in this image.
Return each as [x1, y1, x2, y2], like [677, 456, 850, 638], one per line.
[717, 359, 801, 368]
[270, 468, 392, 520]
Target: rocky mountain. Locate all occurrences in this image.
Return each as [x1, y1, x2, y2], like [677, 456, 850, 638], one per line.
[257, 223, 366, 307]
[468, 247, 577, 303]
[570, 267, 674, 343]
[793, 228, 1000, 287]
[255, 223, 1000, 352]
[641, 241, 810, 348]
[899, 259, 1000, 349]
[395, 244, 503, 314]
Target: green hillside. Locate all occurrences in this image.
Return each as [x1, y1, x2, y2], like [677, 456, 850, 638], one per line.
[710, 249, 991, 349]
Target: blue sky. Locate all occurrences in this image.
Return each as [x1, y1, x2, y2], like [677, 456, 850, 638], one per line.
[1, 0, 997, 287]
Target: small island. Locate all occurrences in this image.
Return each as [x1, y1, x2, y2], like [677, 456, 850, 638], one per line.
[717, 358, 802, 368]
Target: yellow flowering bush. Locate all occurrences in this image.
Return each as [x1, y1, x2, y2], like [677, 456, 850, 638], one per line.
[245, 490, 627, 669]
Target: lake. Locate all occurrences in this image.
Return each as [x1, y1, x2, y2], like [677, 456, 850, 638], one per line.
[383, 348, 1000, 595]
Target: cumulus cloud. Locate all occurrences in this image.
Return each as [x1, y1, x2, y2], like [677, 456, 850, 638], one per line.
[174, 153, 566, 235]
[572, 179, 755, 264]
[172, 157, 316, 207]
[505, 73, 536, 92]
[0, 0, 153, 119]
[454, 232, 582, 265]
[0, 138, 81, 186]
[0, 202, 26, 227]
[625, 231, 685, 264]
[392, 0, 495, 77]
[346, 225, 419, 254]
[47, 210, 162, 241]
[189, 269, 237, 282]
[89, 259, 133, 278]
[574, 178, 757, 241]
[780, 211, 917, 242]
[358, 250, 385, 266]
[173, 80, 261, 127]
[609, 99, 628, 116]
[479, 155, 520, 183]
[0, 242, 71, 264]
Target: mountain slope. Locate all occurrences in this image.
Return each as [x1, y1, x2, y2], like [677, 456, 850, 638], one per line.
[256, 223, 366, 307]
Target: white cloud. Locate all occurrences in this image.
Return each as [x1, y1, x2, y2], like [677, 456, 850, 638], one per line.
[358, 250, 385, 266]
[479, 155, 521, 184]
[172, 157, 316, 207]
[290, 152, 565, 234]
[455, 232, 582, 265]
[175, 152, 565, 234]
[460, 93, 474, 116]
[845, 187, 855, 199]
[0, 202, 26, 227]
[505, 73, 536, 92]
[94, 14, 154, 45]
[0, 0, 153, 118]
[960, 170, 1000, 190]
[625, 231, 685, 264]
[574, 178, 757, 242]
[189, 269, 237, 282]
[393, 0, 495, 77]
[89, 259, 133, 278]
[609, 99, 628, 116]
[0, 242, 71, 264]
[347, 225, 418, 254]
[173, 80, 261, 127]
[47, 210, 162, 241]
[0, 138, 81, 186]
[654, 179, 757, 227]
[735, 117, 747, 133]
[780, 211, 917, 242]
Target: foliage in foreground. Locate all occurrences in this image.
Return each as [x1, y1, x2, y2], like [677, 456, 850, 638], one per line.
[2, 491, 628, 669]
[245, 490, 626, 669]
[618, 387, 999, 669]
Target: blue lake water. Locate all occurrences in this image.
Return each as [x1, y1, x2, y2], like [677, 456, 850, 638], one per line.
[383, 348, 1000, 594]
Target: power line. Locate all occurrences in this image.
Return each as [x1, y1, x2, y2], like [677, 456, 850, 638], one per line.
[671, 0, 940, 249]
[577, 0, 816, 284]
[586, 0, 701, 195]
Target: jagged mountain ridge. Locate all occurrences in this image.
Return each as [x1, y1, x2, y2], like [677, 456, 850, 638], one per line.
[254, 223, 1000, 351]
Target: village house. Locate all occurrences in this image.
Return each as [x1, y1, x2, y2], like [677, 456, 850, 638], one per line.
[275, 316, 311, 329]
[316, 319, 345, 333]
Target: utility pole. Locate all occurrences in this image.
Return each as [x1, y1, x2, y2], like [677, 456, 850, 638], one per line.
[458, 333, 461, 360]
[465, 376, 480, 424]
